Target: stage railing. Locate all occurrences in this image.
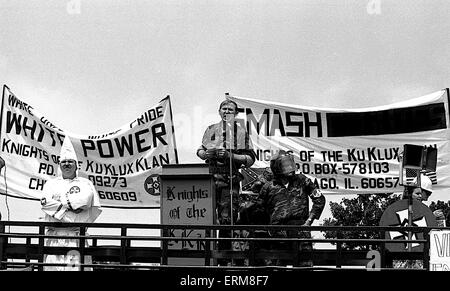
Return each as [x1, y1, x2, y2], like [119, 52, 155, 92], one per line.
[0, 221, 446, 271]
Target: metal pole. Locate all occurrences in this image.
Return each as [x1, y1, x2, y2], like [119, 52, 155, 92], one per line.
[225, 93, 233, 228]
[229, 114, 234, 266]
[407, 193, 413, 253]
[407, 172, 420, 254]
[230, 128, 233, 227]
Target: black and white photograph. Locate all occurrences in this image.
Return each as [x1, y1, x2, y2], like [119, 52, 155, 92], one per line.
[0, 0, 449, 286]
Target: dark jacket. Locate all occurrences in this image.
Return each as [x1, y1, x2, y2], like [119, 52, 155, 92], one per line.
[258, 173, 325, 225]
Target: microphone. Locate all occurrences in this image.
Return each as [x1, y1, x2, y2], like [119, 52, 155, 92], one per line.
[223, 112, 235, 122]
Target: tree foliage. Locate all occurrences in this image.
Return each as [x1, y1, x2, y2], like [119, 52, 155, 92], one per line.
[321, 193, 401, 250]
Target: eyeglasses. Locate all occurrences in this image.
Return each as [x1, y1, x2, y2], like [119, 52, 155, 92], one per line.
[60, 160, 76, 164]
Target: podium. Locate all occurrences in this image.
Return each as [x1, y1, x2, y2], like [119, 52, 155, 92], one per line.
[160, 163, 216, 265]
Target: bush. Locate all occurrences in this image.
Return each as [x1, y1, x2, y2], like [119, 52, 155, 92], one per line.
[321, 193, 401, 250]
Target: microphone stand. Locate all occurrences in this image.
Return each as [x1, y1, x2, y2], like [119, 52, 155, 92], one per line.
[407, 173, 420, 256]
[227, 115, 235, 266]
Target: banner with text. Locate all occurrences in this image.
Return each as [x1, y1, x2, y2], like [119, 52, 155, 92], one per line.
[228, 90, 450, 194]
[430, 229, 450, 271]
[0, 85, 178, 208]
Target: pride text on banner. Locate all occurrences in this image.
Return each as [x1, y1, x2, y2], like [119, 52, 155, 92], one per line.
[0, 84, 178, 208]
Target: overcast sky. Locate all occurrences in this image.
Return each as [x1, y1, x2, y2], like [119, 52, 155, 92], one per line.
[1, 0, 449, 224]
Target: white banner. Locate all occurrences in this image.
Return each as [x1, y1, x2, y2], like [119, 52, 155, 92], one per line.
[429, 229, 450, 271]
[0, 85, 178, 208]
[229, 89, 450, 194]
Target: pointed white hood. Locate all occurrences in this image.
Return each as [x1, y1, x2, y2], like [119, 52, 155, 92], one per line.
[60, 136, 78, 163]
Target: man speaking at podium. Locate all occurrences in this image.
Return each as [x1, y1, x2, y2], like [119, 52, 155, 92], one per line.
[197, 99, 256, 265]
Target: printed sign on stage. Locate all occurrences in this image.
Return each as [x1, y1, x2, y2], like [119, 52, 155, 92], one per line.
[430, 229, 450, 271]
[160, 164, 215, 265]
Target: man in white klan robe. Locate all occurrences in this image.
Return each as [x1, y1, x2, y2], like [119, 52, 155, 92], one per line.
[40, 136, 102, 271]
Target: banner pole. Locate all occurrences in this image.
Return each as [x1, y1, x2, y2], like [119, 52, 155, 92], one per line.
[0, 84, 9, 144]
[0, 84, 5, 220]
[166, 95, 179, 164]
[446, 88, 450, 126]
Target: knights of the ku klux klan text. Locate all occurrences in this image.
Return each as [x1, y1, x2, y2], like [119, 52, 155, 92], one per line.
[229, 90, 449, 195]
[0, 85, 177, 208]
